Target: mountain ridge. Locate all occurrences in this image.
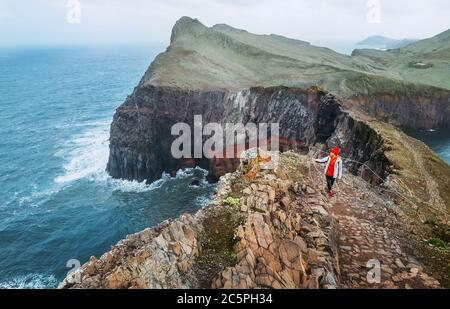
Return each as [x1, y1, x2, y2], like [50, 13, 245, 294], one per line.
[144, 17, 449, 96]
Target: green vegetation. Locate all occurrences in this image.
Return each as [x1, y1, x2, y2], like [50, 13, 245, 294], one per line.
[223, 197, 240, 207]
[193, 207, 244, 288]
[353, 29, 450, 90]
[144, 17, 449, 97]
[427, 237, 447, 249]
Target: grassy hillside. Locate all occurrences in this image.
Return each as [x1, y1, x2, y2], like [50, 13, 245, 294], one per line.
[353, 30, 450, 90]
[141, 17, 449, 98]
[351, 112, 450, 286]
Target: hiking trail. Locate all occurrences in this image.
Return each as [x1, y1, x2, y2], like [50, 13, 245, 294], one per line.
[306, 156, 440, 288]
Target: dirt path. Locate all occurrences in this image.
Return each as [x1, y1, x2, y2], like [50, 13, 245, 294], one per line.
[308, 159, 440, 288]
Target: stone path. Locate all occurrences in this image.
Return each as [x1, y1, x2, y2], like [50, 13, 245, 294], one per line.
[309, 159, 441, 289]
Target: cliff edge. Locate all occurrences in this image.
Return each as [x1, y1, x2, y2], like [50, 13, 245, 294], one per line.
[65, 17, 450, 289]
[60, 152, 442, 289]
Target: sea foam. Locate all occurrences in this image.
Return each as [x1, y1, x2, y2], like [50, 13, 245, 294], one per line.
[0, 273, 58, 289]
[54, 120, 211, 193]
[54, 120, 110, 184]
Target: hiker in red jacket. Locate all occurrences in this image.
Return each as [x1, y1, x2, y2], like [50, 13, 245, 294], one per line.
[315, 147, 343, 197]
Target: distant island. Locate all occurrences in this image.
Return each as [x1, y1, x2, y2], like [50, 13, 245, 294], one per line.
[358, 35, 418, 49]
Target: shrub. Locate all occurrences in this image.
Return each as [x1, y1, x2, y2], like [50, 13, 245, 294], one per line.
[224, 197, 240, 207]
[427, 237, 447, 249]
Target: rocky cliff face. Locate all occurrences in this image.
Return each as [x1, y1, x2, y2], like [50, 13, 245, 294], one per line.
[344, 92, 450, 130]
[107, 86, 391, 184]
[106, 16, 449, 184]
[61, 152, 441, 289]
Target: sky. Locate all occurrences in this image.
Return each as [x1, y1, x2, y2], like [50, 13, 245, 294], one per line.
[0, 0, 449, 47]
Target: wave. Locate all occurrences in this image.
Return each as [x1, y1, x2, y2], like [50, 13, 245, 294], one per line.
[109, 167, 210, 193]
[53, 119, 113, 130]
[54, 120, 211, 193]
[195, 195, 213, 207]
[54, 120, 110, 184]
[18, 186, 61, 208]
[176, 166, 209, 179]
[0, 273, 58, 289]
[109, 173, 171, 193]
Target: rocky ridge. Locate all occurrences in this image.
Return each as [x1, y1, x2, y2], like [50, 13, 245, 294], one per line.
[61, 152, 340, 289]
[137, 17, 449, 129]
[60, 152, 441, 289]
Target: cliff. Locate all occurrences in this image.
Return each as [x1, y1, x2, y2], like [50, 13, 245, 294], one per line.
[136, 17, 449, 129]
[144, 18, 449, 93]
[107, 17, 449, 184]
[62, 152, 341, 289]
[67, 95, 450, 288]
[71, 17, 450, 289]
[60, 152, 442, 289]
[107, 86, 388, 183]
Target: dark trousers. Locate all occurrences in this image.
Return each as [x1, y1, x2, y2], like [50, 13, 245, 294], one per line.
[326, 176, 335, 192]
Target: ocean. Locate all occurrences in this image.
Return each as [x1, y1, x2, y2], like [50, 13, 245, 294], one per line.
[308, 40, 386, 55]
[406, 129, 450, 164]
[0, 45, 216, 288]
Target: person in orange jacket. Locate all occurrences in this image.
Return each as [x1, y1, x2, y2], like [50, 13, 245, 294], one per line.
[315, 147, 343, 197]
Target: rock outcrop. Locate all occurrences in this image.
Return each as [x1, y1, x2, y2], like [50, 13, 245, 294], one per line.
[344, 92, 450, 130]
[60, 152, 441, 289]
[90, 17, 450, 289]
[107, 86, 392, 184]
[62, 152, 341, 289]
